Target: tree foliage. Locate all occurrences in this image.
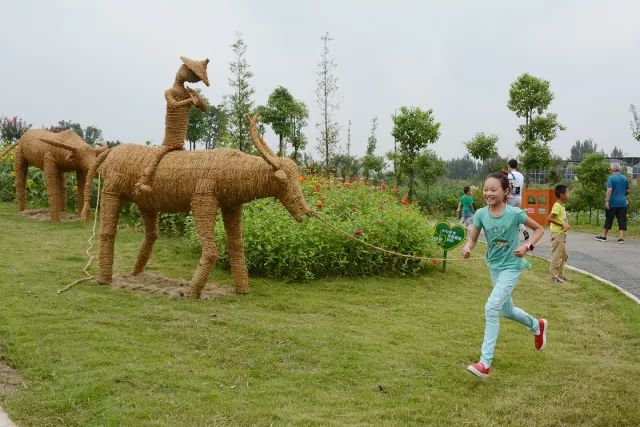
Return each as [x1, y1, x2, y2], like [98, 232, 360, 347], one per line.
[363, 116, 385, 181]
[610, 146, 625, 159]
[630, 104, 640, 142]
[0, 116, 32, 142]
[202, 103, 229, 149]
[569, 138, 598, 161]
[48, 120, 102, 146]
[572, 153, 610, 214]
[414, 149, 447, 189]
[288, 101, 309, 163]
[315, 32, 340, 170]
[227, 35, 255, 152]
[391, 106, 441, 201]
[445, 157, 482, 180]
[259, 86, 308, 158]
[507, 73, 564, 170]
[465, 132, 498, 161]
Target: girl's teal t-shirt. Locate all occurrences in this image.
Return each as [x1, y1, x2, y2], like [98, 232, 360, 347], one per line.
[472, 205, 527, 270]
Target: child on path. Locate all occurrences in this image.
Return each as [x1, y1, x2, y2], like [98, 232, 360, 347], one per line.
[456, 186, 475, 227]
[462, 173, 547, 379]
[548, 185, 570, 283]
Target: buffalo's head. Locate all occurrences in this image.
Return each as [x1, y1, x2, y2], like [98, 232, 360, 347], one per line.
[248, 115, 313, 222]
[39, 130, 109, 172]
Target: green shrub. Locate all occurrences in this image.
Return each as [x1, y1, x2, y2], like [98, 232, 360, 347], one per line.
[185, 175, 439, 280]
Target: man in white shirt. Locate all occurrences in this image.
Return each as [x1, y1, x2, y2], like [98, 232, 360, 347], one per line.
[506, 159, 530, 240]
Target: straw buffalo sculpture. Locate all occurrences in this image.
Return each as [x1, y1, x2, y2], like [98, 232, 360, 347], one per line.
[3, 129, 107, 222]
[81, 116, 314, 298]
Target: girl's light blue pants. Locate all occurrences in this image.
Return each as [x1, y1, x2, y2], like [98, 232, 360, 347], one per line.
[480, 269, 539, 367]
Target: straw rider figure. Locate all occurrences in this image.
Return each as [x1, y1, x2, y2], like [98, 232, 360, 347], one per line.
[134, 56, 210, 194]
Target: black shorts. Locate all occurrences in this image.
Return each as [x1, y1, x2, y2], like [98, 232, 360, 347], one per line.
[604, 207, 627, 231]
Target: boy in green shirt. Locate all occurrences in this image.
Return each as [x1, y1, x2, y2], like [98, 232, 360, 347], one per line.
[456, 186, 475, 227]
[547, 185, 570, 283]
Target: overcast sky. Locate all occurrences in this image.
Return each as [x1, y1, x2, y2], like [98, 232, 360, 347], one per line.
[2, 0, 639, 162]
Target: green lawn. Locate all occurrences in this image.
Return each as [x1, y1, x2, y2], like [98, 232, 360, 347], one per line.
[0, 202, 639, 426]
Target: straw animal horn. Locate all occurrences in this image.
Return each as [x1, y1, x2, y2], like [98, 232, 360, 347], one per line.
[39, 137, 78, 154]
[247, 114, 279, 170]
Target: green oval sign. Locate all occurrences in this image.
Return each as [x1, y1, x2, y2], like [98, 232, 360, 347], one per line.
[434, 221, 467, 251]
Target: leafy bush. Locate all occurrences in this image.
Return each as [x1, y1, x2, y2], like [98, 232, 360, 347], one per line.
[185, 175, 439, 280]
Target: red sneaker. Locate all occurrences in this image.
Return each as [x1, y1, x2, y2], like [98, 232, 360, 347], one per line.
[534, 319, 547, 351]
[467, 362, 490, 379]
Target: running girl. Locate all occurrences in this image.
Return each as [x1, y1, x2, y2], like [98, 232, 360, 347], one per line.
[462, 172, 547, 379]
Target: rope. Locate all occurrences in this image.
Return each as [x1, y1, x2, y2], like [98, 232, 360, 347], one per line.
[312, 212, 563, 263]
[58, 175, 101, 294]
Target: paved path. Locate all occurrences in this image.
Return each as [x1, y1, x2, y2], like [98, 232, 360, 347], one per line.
[534, 230, 640, 300]
[0, 408, 16, 427]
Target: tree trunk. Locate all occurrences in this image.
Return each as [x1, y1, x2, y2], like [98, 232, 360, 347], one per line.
[278, 133, 284, 157]
[589, 207, 592, 224]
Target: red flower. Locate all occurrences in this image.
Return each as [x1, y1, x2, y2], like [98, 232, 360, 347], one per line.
[431, 259, 439, 266]
[401, 198, 409, 205]
[354, 228, 362, 236]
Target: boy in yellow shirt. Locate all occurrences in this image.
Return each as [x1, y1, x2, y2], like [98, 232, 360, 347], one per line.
[548, 185, 570, 283]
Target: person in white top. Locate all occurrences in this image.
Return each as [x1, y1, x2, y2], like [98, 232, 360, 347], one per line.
[506, 159, 530, 240]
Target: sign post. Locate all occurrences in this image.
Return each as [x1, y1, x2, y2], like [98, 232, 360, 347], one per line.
[433, 221, 467, 272]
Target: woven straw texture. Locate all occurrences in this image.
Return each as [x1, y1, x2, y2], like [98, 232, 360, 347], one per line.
[82, 117, 312, 298]
[135, 57, 210, 194]
[9, 129, 106, 222]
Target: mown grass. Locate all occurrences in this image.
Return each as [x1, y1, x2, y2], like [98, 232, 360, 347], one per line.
[0, 202, 639, 426]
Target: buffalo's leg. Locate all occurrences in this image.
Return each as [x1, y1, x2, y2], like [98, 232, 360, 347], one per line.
[14, 146, 27, 212]
[43, 153, 61, 222]
[76, 170, 86, 215]
[98, 191, 122, 284]
[187, 195, 219, 298]
[222, 205, 249, 294]
[132, 208, 159, 275]
[57, 171, 67, 215]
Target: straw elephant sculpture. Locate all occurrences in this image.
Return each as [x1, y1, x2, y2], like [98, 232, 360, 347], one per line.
[81, 117, 313, 298]
[2, 129, 107, 222]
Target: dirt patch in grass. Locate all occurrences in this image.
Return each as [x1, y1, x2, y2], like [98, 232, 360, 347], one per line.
[19, 209, 79, 222]
[111, 273, 235, 300]
[0, 344, 23, 399]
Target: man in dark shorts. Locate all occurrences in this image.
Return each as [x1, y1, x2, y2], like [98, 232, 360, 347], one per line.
[595, 162, 629, 244]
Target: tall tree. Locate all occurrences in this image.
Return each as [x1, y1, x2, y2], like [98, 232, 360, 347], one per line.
[465, 132, 498, 161]
[573, 153, 610, 223]
[259, 86, 298, 156]
[288, 100, 309, 162]
[227, 35, 255, 152]
[362, 116, 385, 181]
[201, 103, 229, 149]
[0, 116, 31, 142]
[414, 149, 447, 191]
[84, 126, 103, 146]
[610, 146, 625, 159]
[508, 73, 564, 172]
[630, 104, 640, 142]
[569, 138, 598, 161]
[315, 32, 340, 170]
[445, 156, 481, 180]
[392, 106, 441, 202]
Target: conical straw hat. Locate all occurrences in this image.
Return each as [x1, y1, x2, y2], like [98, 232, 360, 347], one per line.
[180, 56, 210, 86]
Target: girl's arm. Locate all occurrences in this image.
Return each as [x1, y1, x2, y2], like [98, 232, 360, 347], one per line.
[514, 217, 544, 257]
[462, 224, 480, 258]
